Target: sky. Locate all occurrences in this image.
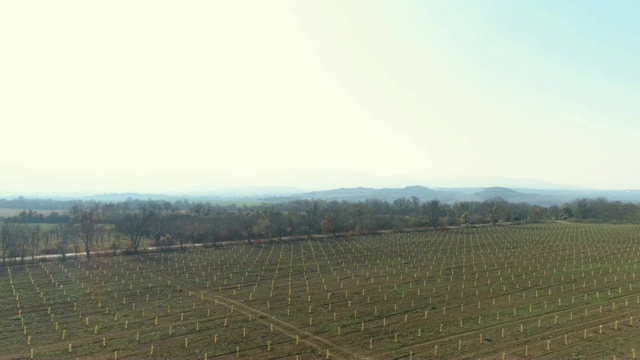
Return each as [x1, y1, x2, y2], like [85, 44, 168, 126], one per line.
[1, 1, 639, 195]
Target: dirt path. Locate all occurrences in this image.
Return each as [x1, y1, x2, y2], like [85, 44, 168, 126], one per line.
[208, 292, 368, 360]
[1, 268, 367, 360]
[165, 271, 369, 360]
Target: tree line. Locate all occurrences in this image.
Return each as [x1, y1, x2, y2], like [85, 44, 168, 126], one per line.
[1, 196, 639, 264]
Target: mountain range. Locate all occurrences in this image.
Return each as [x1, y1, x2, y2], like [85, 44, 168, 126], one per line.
[260, 186, 640, 206]
[6, 185, 640, 207]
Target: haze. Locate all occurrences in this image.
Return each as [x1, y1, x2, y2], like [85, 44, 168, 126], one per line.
[2, 1, 639, 195]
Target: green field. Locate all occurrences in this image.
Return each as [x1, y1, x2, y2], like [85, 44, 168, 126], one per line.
[2, 222, 640, 359]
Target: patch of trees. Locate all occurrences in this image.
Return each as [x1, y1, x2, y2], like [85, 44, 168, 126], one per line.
[563, 197, 640, 223]
[3, 209, 70, 224]
[0, 196, 83, 211]
[2, 196, 640, 263]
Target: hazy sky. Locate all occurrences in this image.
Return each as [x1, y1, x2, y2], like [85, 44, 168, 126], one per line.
[2, 1, 639, 194]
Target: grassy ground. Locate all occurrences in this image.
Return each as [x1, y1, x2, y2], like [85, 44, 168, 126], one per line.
[2, 223, 640, 359]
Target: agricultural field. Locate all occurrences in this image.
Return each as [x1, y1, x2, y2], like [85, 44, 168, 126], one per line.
[2, 222, 640, 359]
[0, 208, 61, 217]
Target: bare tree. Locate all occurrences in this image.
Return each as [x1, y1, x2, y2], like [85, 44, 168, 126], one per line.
[17, 224, 30, 264]
[29, 225, 42, 261]
[70, 205, 102, 260]
[241, 211, 258, 243]
[425, 200, 442, 231]
[116, 203, 151, 254]
[148, 201, 176, 246]
[55, 223, 74, 260]
[304, 200, 320, 239]
[43, 227, 55, 254]
[484, 197, 510, 224]
[1, 223, 19, 265]
[527, 205, 545, 223]
[267, 208, 289, 240]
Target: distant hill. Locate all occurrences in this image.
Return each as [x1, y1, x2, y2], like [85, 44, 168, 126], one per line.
[304, 186, 438, 202]
[262, 185, 442, 203]
[472, 187, 565, 206]
[80, 193, 185, 202]
[474, 187, 526, 200]
[5, 186, 640, 210]
[261, 185, 640, 206]
[263, 185, 551, 204]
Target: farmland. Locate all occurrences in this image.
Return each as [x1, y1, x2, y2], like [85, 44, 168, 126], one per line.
[2, 222, 640, 359]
